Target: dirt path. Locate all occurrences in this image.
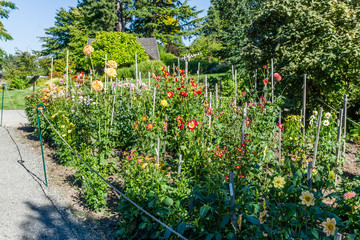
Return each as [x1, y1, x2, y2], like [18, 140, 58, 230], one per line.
[0, 111, 111, 240]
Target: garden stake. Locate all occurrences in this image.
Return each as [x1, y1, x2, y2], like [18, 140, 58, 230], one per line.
[342, 94, 347, 153]
[1, 83, 5, 126]
[156, 137, 160, 164]
[264, 82, 268, 101]
[50, 57, 53, 85]
[231, 65, 234, 83]
[209, 92, 212, 128]
[254, 69, 257, 90]
[90, 68, 93, 93]
[336, 233, 343, 240]
[307, 161, 313, 188]
[219, 77, 222, 105]
[148, 72, 151, 87]
[177, 58, 180, 79]
[197, 62, 200, 85]
[185, 61, 188, 83]
[130, 85, 132, 108]
[66, 50, 69, 89]
[173, 63, 175, 74]
[302, 74, 307, 138]
[335, 109, 344, 184]
[152, 87, 156, 117]
[104, 54, 107, 93]
[110, 92, 116, 126]
[215, 83, 218, 108]
[205, 75, 208, 98]
[36, 104, 48, 187]
[278, 111, 282, 164]
[234, 70, 237, 105]
[177, 154, 183, 179]
[312, 107, 323, 168]
[163, 115, 167, 153]
[135, 52, 138, 80]
[229, 171, 237, 234]
[271, 58, 274, 103]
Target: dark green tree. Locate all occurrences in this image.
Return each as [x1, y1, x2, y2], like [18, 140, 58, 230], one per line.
[0, 1, 17, 54]
[77, 0, 118, 35]
[129, 0, 203, 54]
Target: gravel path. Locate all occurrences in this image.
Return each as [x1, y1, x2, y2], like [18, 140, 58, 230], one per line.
[0, 111, 107, 240]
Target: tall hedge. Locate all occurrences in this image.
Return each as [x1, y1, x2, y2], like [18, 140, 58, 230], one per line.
[91, 32, 149, 68]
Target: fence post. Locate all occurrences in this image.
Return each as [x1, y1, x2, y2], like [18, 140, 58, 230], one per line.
[312, 107, 323, 168]
[302, 74, 307, 138]
[1, 83, 5, 126]
[36, 104, 48, 187]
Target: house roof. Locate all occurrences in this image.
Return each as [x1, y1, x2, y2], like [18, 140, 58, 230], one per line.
[137, 38, 160, 60]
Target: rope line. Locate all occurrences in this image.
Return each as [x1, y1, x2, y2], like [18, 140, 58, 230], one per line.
[39, 111, 188, 240]
[317, 97, 360, 127]
[4, 86, 28, 119]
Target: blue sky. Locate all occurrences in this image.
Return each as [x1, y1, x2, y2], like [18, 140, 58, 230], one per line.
[2, 0, 211, 55]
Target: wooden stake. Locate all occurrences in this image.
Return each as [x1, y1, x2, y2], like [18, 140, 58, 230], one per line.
[152, 87, 156, 117]
[302, 74, 307, 138]
[66, 50, 69, 89]
[205, 75, 208, 98]
[312, 107, 323, 168]
[271, 58, 274, 103]
[104, 54, 107, 93]
[156, 137, 160, 164]
[130, 84, 132, 108]
[336, 109, 344, 183]
[50, 57, 53, 86]
[254, 69, 257, 90]
[307, 161, 313, 188]
[209, 92, 212, 128]
[215, 83, 218, 108]
[135, 52, 138, 81]
[343, 94, 347, 153]
[148, 72, 151, 88]
[178, 154, 183, 179]
[229, 171, 237, 234]
[234, 70, 237, 103]
[278, 111, 282, 164]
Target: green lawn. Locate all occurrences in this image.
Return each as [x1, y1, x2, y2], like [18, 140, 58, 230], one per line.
[1, 88, 33, 110]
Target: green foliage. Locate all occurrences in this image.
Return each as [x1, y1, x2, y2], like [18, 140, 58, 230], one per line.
[129, 0, 203, 52]
[188, 35, 224, 62]
[117, 60, 165, 79]
[91, 31, 148, 68]
[164, 58, 229, 74]
[0, 1, 17, 54]
[159, 45, 177, 62]
[206, 0, 360, 115]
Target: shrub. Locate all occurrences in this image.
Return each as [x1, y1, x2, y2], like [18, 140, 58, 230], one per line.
[117, 60, 165, 79]
[91, 32, 148, 68]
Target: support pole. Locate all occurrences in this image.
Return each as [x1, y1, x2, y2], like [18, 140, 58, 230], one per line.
[312, 108, 323, 168]
[36, 104, 48, 187]
[302, 74, 307, 138]
[271, 58, 274, 103]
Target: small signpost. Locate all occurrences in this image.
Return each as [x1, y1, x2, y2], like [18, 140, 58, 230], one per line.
[28, 75, 40, 93]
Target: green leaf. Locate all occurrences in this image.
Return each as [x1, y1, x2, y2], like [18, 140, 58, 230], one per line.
[246, 216, 260, 226]
[163, 197, 174, 206]
[200, 205, 211, 218]
[221, 215, 230, 228]
[311, 229, 319, 239]
[205, 233, 215, 240]
[139, 222, 146, 230]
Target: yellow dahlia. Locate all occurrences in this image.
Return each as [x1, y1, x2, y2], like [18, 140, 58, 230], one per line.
[328, 170, 335, 181]
[83, 45, 94, 56]
[299, 190, 315, 206]
[273, 176, 286, 189]
[91, 80, 103, 92]
[106, 60, 118, 69]
[321, 218, 336, 237]
[160, 100, 168, 108]
[105, 68, 117, 78]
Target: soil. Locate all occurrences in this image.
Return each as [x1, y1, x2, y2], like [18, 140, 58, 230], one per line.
[13, 125, 119, 239]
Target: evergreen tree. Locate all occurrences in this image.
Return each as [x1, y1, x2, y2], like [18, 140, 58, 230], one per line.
[77, 0, 118, 35]
[129, 0, 203, 54]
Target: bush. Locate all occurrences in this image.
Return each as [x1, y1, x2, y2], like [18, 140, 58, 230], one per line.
[164, 59, 229, 75]
[117, 60, 165, 79]
[91, 32, 148, 68]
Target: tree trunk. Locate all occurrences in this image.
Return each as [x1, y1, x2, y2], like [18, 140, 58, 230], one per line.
[115, 0, 126, 32]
